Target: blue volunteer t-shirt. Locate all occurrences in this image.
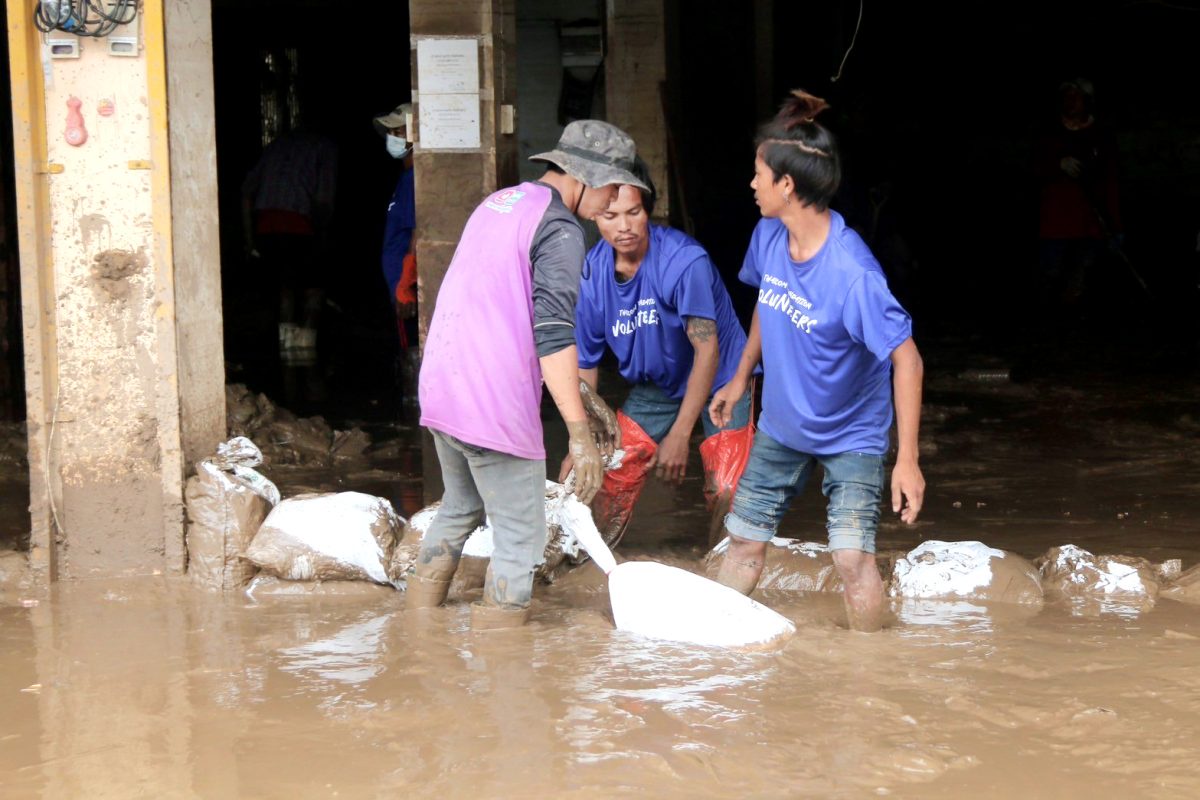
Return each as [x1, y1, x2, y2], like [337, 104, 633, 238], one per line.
[382, 169, 416, 297]
[576, 224, 747, 400]
[740, 211, 912, 455]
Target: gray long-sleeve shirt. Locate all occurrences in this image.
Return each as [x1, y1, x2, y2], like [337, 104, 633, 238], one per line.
[530, 183, 586, 358]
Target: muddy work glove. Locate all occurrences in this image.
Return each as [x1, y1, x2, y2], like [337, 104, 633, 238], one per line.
[566, 420, 604, 504]
[579, 380, 621, 458]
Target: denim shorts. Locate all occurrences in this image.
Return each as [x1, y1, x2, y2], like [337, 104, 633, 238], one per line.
[622, 381, 752, 443]
[725, 430, 884, 553]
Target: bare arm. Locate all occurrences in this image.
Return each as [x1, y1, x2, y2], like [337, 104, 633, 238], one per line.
[890, 337, 925, 523]
[540, 346, 586, 424]
[710, 307, 762, 427]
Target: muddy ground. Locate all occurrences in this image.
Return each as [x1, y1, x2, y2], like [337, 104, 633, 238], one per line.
[1, 332, 1199, 798]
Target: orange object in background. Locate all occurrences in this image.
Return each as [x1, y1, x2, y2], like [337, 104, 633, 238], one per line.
[395, 252, 417, 306]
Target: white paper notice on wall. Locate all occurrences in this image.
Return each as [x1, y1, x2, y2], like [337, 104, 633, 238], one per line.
[416, 37, 481, 150]
[420, 94, 481, 150]
[416, 38, 479, 94]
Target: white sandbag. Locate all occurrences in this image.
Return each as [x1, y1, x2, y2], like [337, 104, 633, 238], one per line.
[561, 490, 796, 648]
[1036, 544, 1159, 604]
[891, 541, 1043, 605]
[245, 491, 402, 585]
[185, 436, 280, 592]
[388, 481, 584, 586]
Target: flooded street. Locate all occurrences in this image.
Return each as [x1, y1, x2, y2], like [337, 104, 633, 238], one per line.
[2, 340, 1200, 798]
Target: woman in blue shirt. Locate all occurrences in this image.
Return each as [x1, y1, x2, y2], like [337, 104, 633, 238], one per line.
[708, 91, 926, 632]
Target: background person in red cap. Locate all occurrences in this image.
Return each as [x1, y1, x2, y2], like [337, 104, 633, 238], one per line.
[407, 119, 649, 630]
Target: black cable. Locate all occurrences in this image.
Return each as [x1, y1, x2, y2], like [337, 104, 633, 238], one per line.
[33, 0, 137, 38]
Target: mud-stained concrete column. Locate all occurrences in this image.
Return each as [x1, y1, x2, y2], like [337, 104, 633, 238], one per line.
[162, 2, 226, 543]
[409, 0, 518, 504]
[6, 1, 224, 581]
[605, 0, 669, 218]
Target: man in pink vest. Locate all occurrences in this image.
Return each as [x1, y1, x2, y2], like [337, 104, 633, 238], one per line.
[410, 120, 649, 630]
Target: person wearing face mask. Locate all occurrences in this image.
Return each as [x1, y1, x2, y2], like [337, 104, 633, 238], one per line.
[409, 120, 648, 630]
[373, 103, 420, 403]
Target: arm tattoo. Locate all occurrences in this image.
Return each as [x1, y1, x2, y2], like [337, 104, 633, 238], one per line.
[686, 317, 717, 344]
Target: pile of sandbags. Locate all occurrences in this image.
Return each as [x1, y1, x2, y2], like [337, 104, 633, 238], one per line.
[704, 537, 1195, 613]
[225, 383, 370, 468]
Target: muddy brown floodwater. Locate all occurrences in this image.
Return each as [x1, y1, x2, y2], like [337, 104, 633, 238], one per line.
[2, 349, 1199, 798]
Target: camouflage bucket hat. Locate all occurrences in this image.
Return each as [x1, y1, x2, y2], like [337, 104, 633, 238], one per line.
[529, 119, 650, 191]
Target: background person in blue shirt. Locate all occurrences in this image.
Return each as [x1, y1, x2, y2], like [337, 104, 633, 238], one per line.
[709, 91, 925, 632]
[562, 158, 752, 484]
[374, 102, 419, 405]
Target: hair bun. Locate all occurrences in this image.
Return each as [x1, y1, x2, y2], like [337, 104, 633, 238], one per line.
[778, 90, 830, 130]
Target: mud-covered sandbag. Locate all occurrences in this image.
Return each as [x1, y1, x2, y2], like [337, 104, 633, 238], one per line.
[891, 541, 1044, 605]
[225, 383, 371, 468]
[703, 538, 900, 593]
[185, 436, 280, 592]
[245, 491, 402, 585]
[1161, 563, 1200, 604]
[388, 482, 587, 591]
[1037, 544, 1159, 607]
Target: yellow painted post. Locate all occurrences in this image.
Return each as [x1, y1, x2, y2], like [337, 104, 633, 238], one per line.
[6, 1, 59, 582]
[142, 0, 189, 574]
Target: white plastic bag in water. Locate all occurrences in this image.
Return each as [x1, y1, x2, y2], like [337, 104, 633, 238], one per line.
[245, 491, 403, 585]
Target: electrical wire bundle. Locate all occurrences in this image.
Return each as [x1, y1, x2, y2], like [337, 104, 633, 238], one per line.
[34, 0, 138, 38]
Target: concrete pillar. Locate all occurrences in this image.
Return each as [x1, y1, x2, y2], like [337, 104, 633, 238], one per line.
[5, 1, 225, 581]
[605, 0, 669, 219]
[408, 0, 519, 504]
[409, 0, 519, 348]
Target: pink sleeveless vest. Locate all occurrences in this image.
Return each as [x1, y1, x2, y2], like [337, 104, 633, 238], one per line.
[419, 182, 552, 459]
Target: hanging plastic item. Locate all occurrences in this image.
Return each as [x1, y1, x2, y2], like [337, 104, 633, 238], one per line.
[588, 412, 656, 549]
[699, 386, 756, 546]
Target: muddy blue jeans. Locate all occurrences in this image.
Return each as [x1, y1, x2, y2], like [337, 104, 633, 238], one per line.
[622, 382, 752, 443]
[418, 430, 546, 608]
[725, 430, 884, 553]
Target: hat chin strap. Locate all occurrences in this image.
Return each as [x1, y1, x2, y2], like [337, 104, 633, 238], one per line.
[572, 184, 586, 216]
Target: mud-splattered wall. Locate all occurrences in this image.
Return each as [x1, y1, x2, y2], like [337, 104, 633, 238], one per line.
[9, 2, 224, 580]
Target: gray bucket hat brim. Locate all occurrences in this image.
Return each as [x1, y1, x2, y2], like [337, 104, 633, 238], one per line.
[529, 120, 650, 192]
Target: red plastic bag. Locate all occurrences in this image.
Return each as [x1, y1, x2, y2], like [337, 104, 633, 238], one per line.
[589, 412, 657, 549]
[699, 390, 756, 546]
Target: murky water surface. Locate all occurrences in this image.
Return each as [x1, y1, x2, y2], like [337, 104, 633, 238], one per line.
[2, 356, 1199, 798]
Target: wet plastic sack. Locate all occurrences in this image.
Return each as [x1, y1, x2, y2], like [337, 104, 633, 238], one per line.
[185, 436, 281, 592]
[589, 412, 657, 548]
[699, 397, 756, 546]
[244, 491, 403, 585]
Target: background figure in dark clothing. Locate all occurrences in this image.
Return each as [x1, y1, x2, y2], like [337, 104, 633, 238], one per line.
[374, 102, 419, 408]
[1034, 77, 1122, 308]
[241, 127, 339, 389]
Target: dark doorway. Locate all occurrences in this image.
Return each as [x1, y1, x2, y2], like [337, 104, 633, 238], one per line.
[0, 0, 31, 552]
[212, 0, 412, 425]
